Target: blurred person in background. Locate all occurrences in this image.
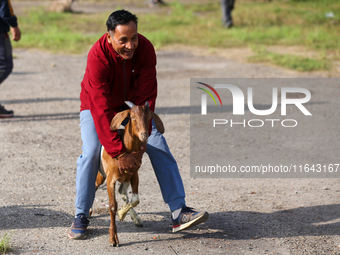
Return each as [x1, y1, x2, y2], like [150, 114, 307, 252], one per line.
[221, 0, 235, 28]
[0, 0, 21, 118]
[150, 0, 167, 7]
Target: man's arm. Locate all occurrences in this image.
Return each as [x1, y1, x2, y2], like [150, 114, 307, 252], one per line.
[0, 0, 20, 41]
[84, 51, 126, 158]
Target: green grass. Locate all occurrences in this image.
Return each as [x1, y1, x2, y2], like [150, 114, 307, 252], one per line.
[138, 0, 340, 50]
[15, 7, 109, 54]
[0, 232, 13, 254]
[248, 49, 330, 72]
[13, 0, 340, 71]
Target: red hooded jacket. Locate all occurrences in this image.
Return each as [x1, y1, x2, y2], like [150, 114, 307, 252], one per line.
[80, 33, 157, 158]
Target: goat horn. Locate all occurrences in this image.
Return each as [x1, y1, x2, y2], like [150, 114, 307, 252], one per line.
[125, 101, 135, 109]
[145, 101, 149, 107]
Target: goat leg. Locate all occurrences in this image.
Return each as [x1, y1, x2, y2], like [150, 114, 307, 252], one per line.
[117, 181, 142, 225]
[117, 182, 131, 221]
[117, 193, 141, 222]
[129, 207, 143, 227]
[129, 174, 142, 227]
[117, 203, 132, 221]
[89, 171, 107, 218]
[107, 177, 119, 247]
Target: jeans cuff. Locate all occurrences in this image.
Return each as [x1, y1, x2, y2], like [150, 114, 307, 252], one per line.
[167, 197, 186, 212]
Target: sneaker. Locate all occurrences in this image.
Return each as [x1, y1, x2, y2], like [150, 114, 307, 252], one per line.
[68, 214, 89, 240]
[172, 206, 209, 233]
[0, 104, 14, 118]
[224, 20, 233, 28]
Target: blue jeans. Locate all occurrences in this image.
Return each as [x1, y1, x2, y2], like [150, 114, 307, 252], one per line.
[75, 110, 186, 217]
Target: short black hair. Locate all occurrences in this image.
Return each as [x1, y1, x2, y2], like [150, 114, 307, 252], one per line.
[106, 9, 138, 32]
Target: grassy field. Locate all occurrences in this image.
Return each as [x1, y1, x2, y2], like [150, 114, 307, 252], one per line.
[13, 0, 340, 71]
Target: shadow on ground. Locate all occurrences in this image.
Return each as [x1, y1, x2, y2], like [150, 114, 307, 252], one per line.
[1, 204, 339, 247]
[1, 204, 339, 238]
[88, 203, 340, 246]
[0, 205, 73, 230]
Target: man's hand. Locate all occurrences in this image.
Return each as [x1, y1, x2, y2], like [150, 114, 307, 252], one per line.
[130, 142, 147, 161]
[117, 153, 140, 176]
[10, 27, 21, 41]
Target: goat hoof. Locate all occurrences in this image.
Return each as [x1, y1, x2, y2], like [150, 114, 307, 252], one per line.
[131, 213, 143, 227]
[135, 223, 143, 227]
[117, 208, 129, 221]
[110, 242, 119, 247]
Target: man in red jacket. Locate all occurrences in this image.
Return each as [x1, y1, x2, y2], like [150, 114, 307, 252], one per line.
[68, 9, 208, 240]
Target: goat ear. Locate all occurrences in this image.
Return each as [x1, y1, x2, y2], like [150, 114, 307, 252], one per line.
[151, 112, 165, 134]
[110, 110, 130, 131]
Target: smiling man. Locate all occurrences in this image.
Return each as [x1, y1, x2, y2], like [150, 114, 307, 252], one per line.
[68, 10, 208, 240]
[107, 20, 138, 59]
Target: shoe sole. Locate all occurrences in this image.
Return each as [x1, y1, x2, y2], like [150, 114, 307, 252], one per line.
[0, 114, 14, 118]
[68, 232, 87, 240]
[172, 212, 209, 233]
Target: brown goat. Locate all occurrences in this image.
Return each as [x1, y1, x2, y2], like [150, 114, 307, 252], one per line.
[94, 101, 164, 247]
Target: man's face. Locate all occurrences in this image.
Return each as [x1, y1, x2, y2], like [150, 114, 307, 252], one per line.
[107, 21, 138, 60]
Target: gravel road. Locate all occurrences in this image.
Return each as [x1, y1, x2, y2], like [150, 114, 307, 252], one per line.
[0, 47, 339, 255]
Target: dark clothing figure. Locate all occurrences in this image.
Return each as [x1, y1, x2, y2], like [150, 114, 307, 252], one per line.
[149, 0, 167, 7]
[0, 0, 21, 118]
[221, 0, 235, 28]
[0, 32, 12, 84]
[0, 0, 18, 33]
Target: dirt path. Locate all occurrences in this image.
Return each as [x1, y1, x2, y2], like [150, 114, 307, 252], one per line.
[0, 47, 339, 255]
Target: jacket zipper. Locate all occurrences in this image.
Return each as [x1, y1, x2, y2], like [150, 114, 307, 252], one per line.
[123, 60, 127, 101]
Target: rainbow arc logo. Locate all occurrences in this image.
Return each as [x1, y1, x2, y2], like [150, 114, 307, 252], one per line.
[196, 82, 223, 115]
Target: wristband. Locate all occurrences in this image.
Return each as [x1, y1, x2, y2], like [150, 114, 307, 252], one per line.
[115, 152, 126, 160]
